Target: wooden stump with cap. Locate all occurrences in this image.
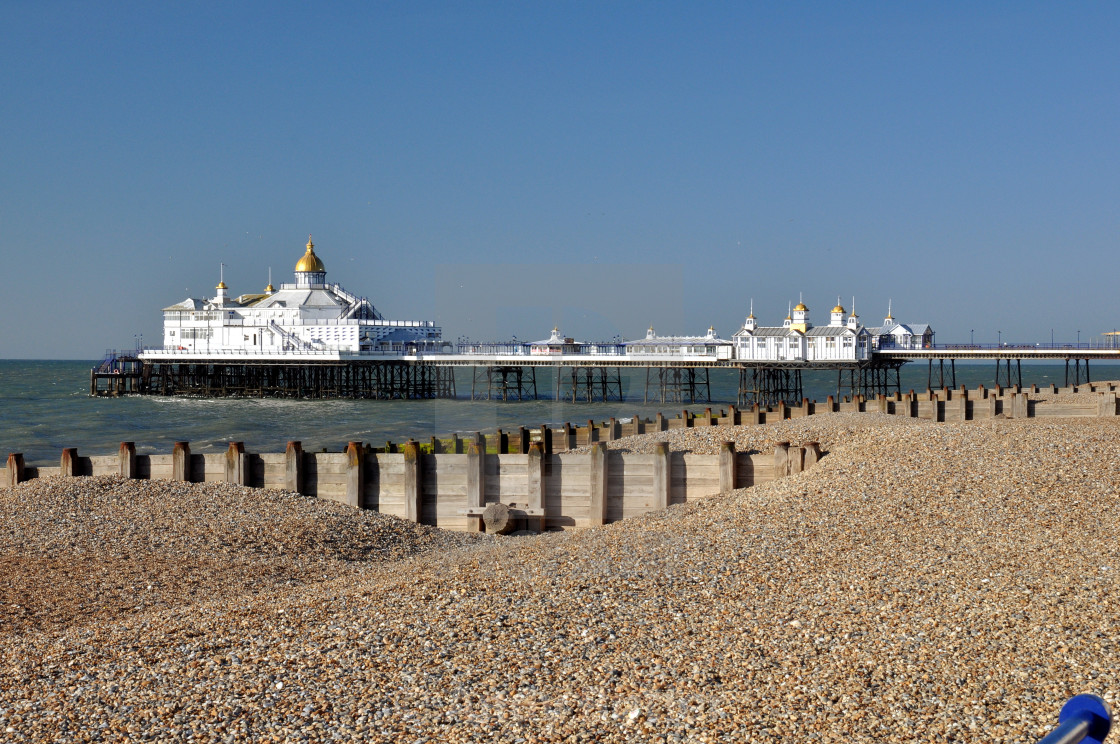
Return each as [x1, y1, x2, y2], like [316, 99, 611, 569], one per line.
[482, 502, 516, 534]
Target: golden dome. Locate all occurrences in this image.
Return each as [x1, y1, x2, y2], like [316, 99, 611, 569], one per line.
[794, 302, 808, 312]
[832, 304, 845, 313]
[265, 283, 275, 293]
[216, 281, 227, 290]
[295, 236, 326, 273]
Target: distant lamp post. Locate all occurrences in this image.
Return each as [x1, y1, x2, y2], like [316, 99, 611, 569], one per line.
[1051, 328, 1054, 347]
[1077, 329, 1081, 347]
[998, 330, 1002, 347]
[970, 329, 974, 345]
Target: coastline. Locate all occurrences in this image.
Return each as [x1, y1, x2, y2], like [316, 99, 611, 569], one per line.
[2, 406, 1118, 741]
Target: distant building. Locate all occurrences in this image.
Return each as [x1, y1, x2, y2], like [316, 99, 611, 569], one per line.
[624, 325, 734, 360]
[866, 304, 935, 350]
[732, 301, 872, 362]
[155, 237, 443, 357]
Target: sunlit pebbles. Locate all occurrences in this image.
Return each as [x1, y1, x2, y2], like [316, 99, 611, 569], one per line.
[0, 392, 1118, 742]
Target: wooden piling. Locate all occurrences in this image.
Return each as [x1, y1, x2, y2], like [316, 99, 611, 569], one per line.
[285, 441, 304, 494]
[589, 442, 608, 527]
[119, 442, 136, 479]
[225, 442, 246, 485]
[61, 448, 79, 477]
[346, 441, 366, 510]
[172, 442, 191, 482]
[402, 440, 420, 521]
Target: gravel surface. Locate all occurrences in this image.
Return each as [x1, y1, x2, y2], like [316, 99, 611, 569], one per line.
[2, 411, 1119, 742]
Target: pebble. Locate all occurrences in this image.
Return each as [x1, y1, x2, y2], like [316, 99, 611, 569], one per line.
[0, 389, 1118, 742]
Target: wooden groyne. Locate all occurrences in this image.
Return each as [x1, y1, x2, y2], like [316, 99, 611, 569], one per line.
[5, 382, 1117, 533]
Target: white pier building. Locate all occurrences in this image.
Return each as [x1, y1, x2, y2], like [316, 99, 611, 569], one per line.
[733, 301, 872, 362]
[148, 238, 443, 359]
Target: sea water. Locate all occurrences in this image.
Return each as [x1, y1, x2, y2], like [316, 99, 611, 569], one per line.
[2, 359, 1116, 465]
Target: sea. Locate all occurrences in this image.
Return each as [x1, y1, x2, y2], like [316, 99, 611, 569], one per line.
[3, 359, 1117, 466]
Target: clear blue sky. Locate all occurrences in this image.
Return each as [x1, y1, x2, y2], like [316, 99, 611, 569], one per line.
[3, 1, 1118, 358]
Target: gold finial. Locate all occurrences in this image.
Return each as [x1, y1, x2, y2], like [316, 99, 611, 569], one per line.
[295, 235, 326, 273]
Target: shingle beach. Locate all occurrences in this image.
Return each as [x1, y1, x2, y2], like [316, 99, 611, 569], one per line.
[2, 407, 1118, 742]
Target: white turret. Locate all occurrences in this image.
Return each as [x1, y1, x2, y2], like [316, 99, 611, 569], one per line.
[829, 297, 846, 327]
[847, 297, 860, 330]
[790, 297, 810, 333]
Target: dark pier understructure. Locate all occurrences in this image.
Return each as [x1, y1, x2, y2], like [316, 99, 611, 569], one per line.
[93, 357, 915, 404]
[93, 360, 458, 399]
[736, 359, 906, 408]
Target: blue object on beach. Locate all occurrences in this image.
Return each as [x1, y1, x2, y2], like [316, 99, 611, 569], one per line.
[1036, 694, 1112, 744]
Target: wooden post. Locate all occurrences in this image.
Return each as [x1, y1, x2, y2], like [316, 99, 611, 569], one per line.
[172, 442, 191, 482]
[589, 442, 607, 527]
[776, 401, 786, 419]
[518, 427, 529, 454]
[346, 441, 366, 510]
[656, 412, 666, 431]
[118, 442, 136, 479]
[773, 441, 790, 478]
[608, 417, 619, 441]
[930, 397, 940, 423]
[225, 442, 246, 485]
[430, 436, 441, 454]
[402, 440, 421, 521]
[61, 448, 79, 477]
[1099, 392, 1118, 417]
[284, 441, 304, 494]
[653, 441, 670, 511]
[527, 441, 546, 532]
[540, 424, 553, 455]
[877, 394, 888, 414]
[704, 407, 714, 426]
[789, 445, 804, 475]
[5, 454, 24, 489]
[728, 404, 739, 425]
[746, 404, 762, 425]
[803, 441, 822, 468]
[826, 395, 835, 413]
[957, 389, 969, 421]
[987, 394, 997, 419]
[466, 435, 485, 533]
[719, 441, 736, 492]
[682, 410, 692, 428]
[586, 420, 597, 444]
[497, 430, 509, 454]
[632, 414, 643, 436]
[452, 433, 462, 454]
[564, 423, 576, 450]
